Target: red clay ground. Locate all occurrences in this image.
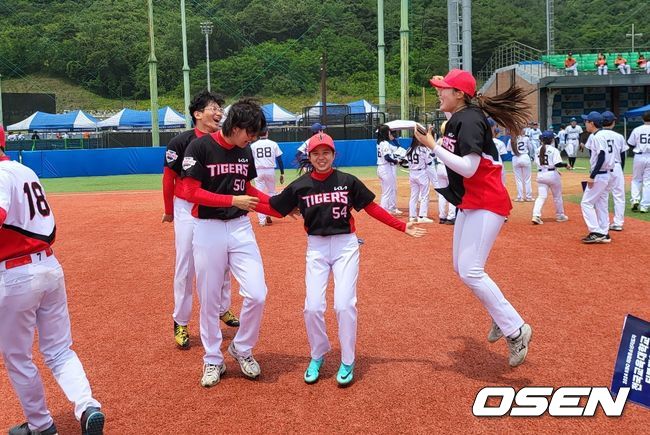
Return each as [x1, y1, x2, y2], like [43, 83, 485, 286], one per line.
[1, 173, 649, 433]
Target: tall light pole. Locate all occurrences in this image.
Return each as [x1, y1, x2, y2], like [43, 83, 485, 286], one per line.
[626, 24, 643, 53]
[147, 0, 160, 146]
[0, 74, 4, 127]
[400, 0, 409, 122]
[377, 0, 386, 113]
[180, 0, 191, 128]
[200, 21, 214, 91]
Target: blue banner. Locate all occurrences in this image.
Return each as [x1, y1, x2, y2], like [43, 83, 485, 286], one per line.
[611, 314, 650, 408]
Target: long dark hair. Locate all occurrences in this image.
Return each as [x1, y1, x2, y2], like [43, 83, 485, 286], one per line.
[405, 136, 422, 160]
[463, 86, 531, 143]
[377, 124, 392, 143]
[539, 134, 554, 163]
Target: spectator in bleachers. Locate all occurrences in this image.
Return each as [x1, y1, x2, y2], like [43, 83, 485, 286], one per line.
[595, 52, 608, 75]
[564, 52, 578, 76]
[615, 54, 631, 74]
[637, 54, 650, 74]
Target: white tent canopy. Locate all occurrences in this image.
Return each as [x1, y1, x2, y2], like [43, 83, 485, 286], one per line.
[7, 110, 98, 131]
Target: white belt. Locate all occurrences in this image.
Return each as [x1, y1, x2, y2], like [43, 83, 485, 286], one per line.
[0, 248, 53, 272]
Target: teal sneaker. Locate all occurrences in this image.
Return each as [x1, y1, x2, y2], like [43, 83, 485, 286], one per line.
[304, 358, 324, 384]
[336, 362, 354, 386]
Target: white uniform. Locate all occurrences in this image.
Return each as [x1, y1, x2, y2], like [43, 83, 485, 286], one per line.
[507, 136, 534, 200]
[407, 146, 430, 219]
[601, 129, 629, 227]
[564, 125, 583, 157]
[0, 157, 101, 432]
[528, 128, 542, 150]
[532, 145, 566, 219]
[376, 140, 398, 212]
[493, 138, 507, 185]
[557, 128, 567, 151]
[581, 131, 617, 235]
[627, 124, 650, 211]
[251, 138, 283, 224]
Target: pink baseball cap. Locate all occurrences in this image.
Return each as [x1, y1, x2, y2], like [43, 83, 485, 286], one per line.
[307, 133, 336, 153]
[429, 69, 477, 97]
[0, 125, 5, 150]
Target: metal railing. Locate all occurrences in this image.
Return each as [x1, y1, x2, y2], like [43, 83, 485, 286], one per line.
[477, 41, 551, 84]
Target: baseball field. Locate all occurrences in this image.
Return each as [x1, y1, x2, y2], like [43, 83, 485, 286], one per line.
[1, 161, 648, 433]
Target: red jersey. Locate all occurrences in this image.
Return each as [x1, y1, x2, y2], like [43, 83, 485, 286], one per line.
[437, 106, 512, 217]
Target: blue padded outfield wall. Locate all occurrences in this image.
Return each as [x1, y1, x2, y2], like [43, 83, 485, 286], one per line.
[14, 138, 413, 179]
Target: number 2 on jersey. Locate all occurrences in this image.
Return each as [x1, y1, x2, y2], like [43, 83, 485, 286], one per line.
[23, 182, 51, 219]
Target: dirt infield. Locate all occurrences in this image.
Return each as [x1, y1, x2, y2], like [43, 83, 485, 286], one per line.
[1, 172, 649, 433]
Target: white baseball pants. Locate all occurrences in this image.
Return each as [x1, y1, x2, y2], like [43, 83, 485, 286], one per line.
[565, 141, 578, 158]
[173, 197, 231, 326]
[631, 153, 650, 208]
[617, 64, 631, 74]
[254, 168, 277, 224]
[453, 209, 524, 337]
[377, 164, 397, 211]
[434, 164, 456, 219]
[597, 65, 608, 75]
[581, 173, 611, 234]
[565, 65, 578, 76]
[193, 216, 267, 365]
[304, 234, 359, 366]
[607, 164, 626, 226]
[532, 171, 565, 218]
[512, 155, 533, 200]
[0, 255, 100, 432]
[409, 170, 430, 218]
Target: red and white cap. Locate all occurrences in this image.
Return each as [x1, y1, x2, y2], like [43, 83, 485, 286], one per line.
[429, 69, 476, 98]
[307, 132, 336, 153]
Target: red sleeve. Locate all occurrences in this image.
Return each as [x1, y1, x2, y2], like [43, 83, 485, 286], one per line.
[0, 207, 6, 226]
[162, 167, 176, 215]
[184, 178, 234, 208]
[254, 201, 283, 218]
[364, 202, 406, 232]
[246, 182, 271, 203]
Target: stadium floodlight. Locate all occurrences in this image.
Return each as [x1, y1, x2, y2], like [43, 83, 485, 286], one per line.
[200, 21, 214, 91]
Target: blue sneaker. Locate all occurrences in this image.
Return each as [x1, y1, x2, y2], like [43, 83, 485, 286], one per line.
[304, 358, 324, 384]
[336, 362, 354, 386]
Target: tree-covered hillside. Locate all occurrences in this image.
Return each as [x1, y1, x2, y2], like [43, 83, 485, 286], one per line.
[0, 0, 647, 109]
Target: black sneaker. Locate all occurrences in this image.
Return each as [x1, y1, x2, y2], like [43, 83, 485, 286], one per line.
[581, 232, 605, 244]
[600, 234, 612, 244]
[438, 218, 447, 224]
[631, 202, 640, 212]
[445, 218, 456, 225]
[9, 423, 58, 435]
[81, 407, 105, 435]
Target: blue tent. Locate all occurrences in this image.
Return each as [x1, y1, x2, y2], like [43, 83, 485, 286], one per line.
[261, 103, 297, 124]
[7, 110, 98, 131]
[624, 104, 650, 118]
[347, 99, 379, 114]
[97, 106, 186, 129]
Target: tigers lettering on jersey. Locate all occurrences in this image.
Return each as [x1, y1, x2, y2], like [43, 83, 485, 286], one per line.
[0, 159, 56, 261]
[182, 131, 257, 220]
[270, 170, 375, 236]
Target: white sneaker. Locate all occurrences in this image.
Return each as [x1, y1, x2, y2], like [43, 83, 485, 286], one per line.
[417, 217, 434, 223]
[641, 206, 649, 213]
[609, 224, 623, 231]
[487, 321, 503, 343]
[507, 324, 532, 367]
[259, 221, 267, 227]
[391, 209, 404, 216]
[200, 363, 226, 387]
[531, 216, 543, 225]
[228, 342, 261, 378]
[556, 214, 569, 222]
[408, 217, 418, 223]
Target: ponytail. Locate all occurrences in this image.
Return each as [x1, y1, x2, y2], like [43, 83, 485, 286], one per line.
[465, 86, 532, 146]
[539, 143, 546, 164]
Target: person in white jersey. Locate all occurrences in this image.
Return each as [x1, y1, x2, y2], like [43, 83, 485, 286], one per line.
[0, 126, 105, 435]
[376, 124, 402, 215]
[531, 131, 571, 224]
[527, 121, 542, 150]
[627, 111, 650, 213]
[405, 137, 433, 223]
[507, 130, 534, 201]
[601, 111, 629, 231]
[250, 127, 285, 226]
[488, 118, 508, 186]
[564, 118, 583, 168]
[580, 112, 617, 243]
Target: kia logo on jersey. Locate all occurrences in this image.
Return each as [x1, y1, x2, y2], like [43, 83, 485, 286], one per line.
[166, 150, 178, 163]
[238, 158, 248, 163]
[182, 156, 197, 171]
[333, 185, 348, 191]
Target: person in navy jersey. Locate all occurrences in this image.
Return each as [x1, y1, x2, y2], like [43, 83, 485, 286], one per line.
[415, 69, 533, 367]
[256, 133, 425, 386]
[162, 90, 239, 352]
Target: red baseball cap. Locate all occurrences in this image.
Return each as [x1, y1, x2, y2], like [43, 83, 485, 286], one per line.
[307, 133, 335, 153]
[0, 125, 5, 150]
[429, 69, 476, 97]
